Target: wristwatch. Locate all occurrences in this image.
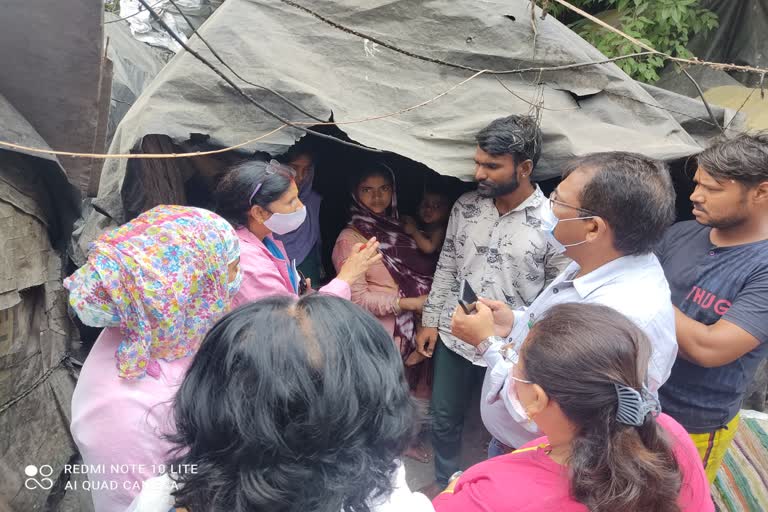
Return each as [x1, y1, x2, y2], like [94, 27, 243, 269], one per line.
[476, 335, 503, 355]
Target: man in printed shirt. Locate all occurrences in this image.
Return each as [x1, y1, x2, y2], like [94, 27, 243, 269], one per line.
[416, 115, 570, 491]
[655, 133, 768, 483]
[451, 152, 679, 457]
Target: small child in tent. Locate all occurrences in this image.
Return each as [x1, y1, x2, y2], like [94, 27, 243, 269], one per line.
[403, 188, 452, 256]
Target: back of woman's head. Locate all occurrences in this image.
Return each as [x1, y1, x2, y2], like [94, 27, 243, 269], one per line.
[522, 303, 681, 512]
[215, 159, 295, 227]
[168, 294, 417, 512]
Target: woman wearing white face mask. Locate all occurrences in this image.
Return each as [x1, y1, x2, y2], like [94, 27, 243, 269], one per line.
[215, 159, 382, 306]
[435, 303, 712, 512]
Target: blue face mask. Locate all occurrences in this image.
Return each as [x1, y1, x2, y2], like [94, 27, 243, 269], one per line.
[228, 269, 243, 296]
[539, 200, 594, 254]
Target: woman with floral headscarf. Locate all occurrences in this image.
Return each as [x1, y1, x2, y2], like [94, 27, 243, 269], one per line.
[333, 163, 436, 462]
[65, 205, 242, 512]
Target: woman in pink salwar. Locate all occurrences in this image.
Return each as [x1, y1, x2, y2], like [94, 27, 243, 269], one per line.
[215, 159, 380, 307]
[333, 163, 436, 462]
[65, 205, 242, 512]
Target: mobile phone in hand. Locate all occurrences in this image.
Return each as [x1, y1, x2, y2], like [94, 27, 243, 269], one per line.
[458, 279, 478, 314]
[298, 270, 308, 295]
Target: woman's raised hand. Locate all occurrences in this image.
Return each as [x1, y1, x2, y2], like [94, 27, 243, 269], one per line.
[337, 237, 383, 285]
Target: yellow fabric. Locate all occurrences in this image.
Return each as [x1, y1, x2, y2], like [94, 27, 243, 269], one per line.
[442, 478, 459, 494]
[510, 443, 548, 455]
[689, 413, 740, 483]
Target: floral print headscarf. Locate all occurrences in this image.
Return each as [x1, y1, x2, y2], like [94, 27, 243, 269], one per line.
[64, 205, 240, 379]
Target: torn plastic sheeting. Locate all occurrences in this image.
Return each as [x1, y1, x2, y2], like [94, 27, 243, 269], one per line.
[117, 0, 219, 53]
[89, 0, 701, 231]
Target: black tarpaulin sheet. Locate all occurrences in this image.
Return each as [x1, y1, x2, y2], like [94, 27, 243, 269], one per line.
[87, 0, 701, 234]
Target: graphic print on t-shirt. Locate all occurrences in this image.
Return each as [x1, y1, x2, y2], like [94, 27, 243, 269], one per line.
[683, 285, 732, 317]
[656, 220, 768, 432]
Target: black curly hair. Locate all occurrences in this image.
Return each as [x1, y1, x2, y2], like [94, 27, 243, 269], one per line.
[166, 294, 418, 512]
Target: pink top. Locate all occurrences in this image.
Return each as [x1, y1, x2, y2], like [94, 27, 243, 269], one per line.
[332, 227, 399, 336]
[232, 227, 350, 308]
[432, 413, 713, 512]
[70, 327, 190, 512]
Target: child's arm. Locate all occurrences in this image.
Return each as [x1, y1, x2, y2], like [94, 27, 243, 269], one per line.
[404, 217, 445, 254]
[417, 229, 446, 254]
[413, 231, 440, 254]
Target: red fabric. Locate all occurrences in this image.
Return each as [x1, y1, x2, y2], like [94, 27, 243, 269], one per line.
[432, 413, 714, 512]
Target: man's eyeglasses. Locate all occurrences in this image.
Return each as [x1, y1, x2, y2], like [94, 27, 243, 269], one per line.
[549, 193, 598, 217]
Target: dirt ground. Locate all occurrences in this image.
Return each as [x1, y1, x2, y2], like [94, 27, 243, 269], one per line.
[404, 392, 491, 492]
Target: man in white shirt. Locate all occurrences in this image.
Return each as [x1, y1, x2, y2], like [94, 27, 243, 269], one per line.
[451, 152, 679, 453]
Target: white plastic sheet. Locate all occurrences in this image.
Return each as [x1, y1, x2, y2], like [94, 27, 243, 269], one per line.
[117, 0, 217, 53]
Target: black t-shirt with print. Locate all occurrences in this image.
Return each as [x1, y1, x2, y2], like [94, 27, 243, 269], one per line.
[656, 221, 768, 433]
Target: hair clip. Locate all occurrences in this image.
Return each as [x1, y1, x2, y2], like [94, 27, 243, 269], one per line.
[248, 182, 264, 204]
[614, 383, 661, 427]
[249, 160, 293, 204]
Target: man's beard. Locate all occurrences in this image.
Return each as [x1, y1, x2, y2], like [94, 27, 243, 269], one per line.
[694, 196, 749, 229]
[477, 174, 519, 198]
[701, 213, 748, 230]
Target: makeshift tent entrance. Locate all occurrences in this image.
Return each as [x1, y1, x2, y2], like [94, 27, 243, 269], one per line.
[71, 128, 470, 282]
[75, 130, 705, 302]
[79, 0, 715, 250]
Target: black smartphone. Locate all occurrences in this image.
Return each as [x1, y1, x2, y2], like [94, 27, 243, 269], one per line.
[458, 279, 478, 314]
[297, 270, 308, 295]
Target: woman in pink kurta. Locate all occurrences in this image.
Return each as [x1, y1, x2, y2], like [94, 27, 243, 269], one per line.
[334, 228, 401, 335]
[333, 164, 437, 461]
[434, 303, 713, 512]
[214, 159, 381, 307]
[65, 206, 241, 512]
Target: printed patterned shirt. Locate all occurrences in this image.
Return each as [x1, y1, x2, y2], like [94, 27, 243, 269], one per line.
[421, 187, 570, 364]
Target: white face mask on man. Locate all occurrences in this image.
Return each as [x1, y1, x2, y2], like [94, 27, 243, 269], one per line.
[539, 199, 594, 254]
[264, 206, 307, 235]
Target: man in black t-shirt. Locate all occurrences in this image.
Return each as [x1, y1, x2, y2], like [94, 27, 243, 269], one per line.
[656, 132, 768, 483]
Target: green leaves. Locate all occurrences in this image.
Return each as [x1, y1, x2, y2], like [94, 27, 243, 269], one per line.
[540, 0, 719, 83]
